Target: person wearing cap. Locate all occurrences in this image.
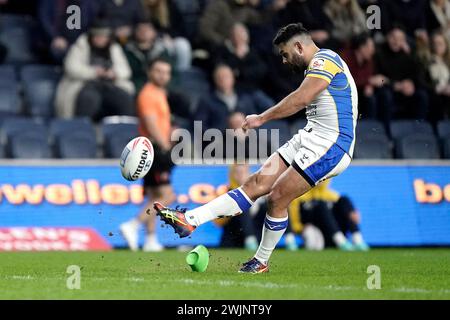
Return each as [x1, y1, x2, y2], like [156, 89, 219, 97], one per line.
[55, 20, 135, 120]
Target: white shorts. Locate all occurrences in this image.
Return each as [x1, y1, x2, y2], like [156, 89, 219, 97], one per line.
[277, 129, 352, 186]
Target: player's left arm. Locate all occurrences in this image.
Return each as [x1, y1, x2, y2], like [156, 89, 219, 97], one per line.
[242, 76, 329, 130]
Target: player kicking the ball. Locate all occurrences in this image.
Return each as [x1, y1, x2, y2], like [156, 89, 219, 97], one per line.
[154, 23, 358, 273]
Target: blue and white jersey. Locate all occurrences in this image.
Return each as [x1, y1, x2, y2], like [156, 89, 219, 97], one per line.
[303, 48, 358, 157]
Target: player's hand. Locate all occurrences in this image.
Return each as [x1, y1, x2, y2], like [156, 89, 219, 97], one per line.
[242, 114, 264, 132]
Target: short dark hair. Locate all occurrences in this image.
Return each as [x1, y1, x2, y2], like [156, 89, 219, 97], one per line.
[273, 23, 310, 46]
[351, 33, 372, 50]
[387, 23, 406, 35]
[148, 57, 171, 70]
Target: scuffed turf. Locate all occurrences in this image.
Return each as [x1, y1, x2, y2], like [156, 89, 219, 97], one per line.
[0, 248, 449, 299]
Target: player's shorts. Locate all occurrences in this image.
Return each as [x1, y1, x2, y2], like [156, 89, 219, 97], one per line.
[143, 144, 175, 190]
[277, 129, 352, 186]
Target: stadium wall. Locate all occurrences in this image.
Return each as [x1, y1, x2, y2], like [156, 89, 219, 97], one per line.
[0, 160, 449, 250]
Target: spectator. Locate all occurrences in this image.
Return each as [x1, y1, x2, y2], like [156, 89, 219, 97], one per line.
[97, 0, 146, 44]
[428, 31, 450, 120]
[215, 22, 267, 92]
[198, 0, 287, 51]
[123, 22, 173, 92]
[275, 0, 333, 47]
[195, 64, 257, 132]
[341, 33, 377, 119]
[38, 0, 98, 63]
[120, 58, 176, 252]
[323, 0, 367, 48]
[426, 0, 450, 41]
[141, 0, 192, 71]
[374, 26, 429, 125]
[383, 0, 428, 40]
[289, 180, 369, 251]
[55, 21, 135, 119]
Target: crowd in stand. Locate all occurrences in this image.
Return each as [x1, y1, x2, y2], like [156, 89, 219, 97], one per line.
[1, 0, 450, 159]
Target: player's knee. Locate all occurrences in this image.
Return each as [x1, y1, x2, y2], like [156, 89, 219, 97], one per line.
[267, 187, 283, 209]
[243, 172, 270, 199]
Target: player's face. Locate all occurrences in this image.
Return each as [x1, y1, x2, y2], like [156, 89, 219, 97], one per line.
[149, 62, 171, 87]
[278, 42, 306, 73]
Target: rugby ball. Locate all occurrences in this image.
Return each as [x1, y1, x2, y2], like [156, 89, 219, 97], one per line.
[120, 137, 154, 181]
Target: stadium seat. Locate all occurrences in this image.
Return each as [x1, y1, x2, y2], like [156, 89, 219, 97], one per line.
[356, 119, 387, 137]
[0, 84, 21, 115]
[0, 15, 37, 64]
[1, 117, 45, 142]
[443, 135, 450, 159]
[49, 117, 95, 139]
[0, 65, 18, 86]
[101, 117, 139, 158]
[354, 134, 393, 159]
[437, 120, 450, 140]
[106, 131, 141, 158]
[56, 131, 97, 159]
[395, 133, 441, 159]
[21, 65, 62, 118]
[176, 67, 210, 113]
[10, 131, 52, 159]
[390, 120, 434, 140]
[102, 115, 139, 125]
[20, 64, 62, 82]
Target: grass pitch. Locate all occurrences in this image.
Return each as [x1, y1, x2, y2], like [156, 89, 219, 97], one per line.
[0, 248, 449, 299]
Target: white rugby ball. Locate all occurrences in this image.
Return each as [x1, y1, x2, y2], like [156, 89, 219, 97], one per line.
[120, 136, 154, 181]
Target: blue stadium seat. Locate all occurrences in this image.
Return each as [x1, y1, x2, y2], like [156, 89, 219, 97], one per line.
[437, 120, 450, 140]
[0, 84, 21, 115]
[10, 131, 52, 159]
[176, 67, 210, 113]
[1, 117, 45, 142]
[356, 119, 387, 137]
[443, 136, 450, 159]
[101, 116, 139, 158]
[354, 134, 393, 159]
[396, 133, 440, 159]
[57, 131, 97, 159]
[0, 65, 18, 86]
[106, 131, 140, 158]
[20, 64, 62, 82]
[0, 15, 37, 64]
[390, 120, 434, 140]
[20, 65, 62, 118]
[50, 118, 95, 139]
